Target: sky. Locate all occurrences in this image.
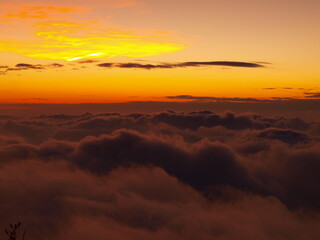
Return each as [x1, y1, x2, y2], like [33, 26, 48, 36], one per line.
[1, 0, 320, 106]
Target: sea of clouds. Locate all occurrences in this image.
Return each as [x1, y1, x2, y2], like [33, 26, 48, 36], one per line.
[1, 110, 320, 239]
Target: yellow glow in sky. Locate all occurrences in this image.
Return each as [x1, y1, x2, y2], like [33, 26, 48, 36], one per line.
[0, 20, 186, 61]
[0, 0, 320, 104]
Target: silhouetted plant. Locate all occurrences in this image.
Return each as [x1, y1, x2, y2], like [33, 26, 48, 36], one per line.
[4, 223, 26, 240]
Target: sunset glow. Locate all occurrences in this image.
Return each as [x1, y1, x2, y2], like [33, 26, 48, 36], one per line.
[0, 0, 320, 104]
[1, 1, 320, 239]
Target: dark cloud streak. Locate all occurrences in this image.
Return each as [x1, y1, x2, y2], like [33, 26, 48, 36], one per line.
[304, 92, 320, 99]
[0, 63, 64, 74]
[166, 95, 272, 102]
[0, 60, 264, 75]
[97, 61, 266, 69]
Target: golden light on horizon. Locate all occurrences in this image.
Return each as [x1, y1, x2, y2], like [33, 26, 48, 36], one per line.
[0, 0, 319, 104]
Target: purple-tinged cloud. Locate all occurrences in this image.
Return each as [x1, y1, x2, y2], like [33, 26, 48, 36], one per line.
[0, 111, 320, 240]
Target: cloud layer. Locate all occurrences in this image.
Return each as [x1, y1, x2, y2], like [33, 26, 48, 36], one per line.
[1, 111, 320, 239]
[0, 60, 265, 75]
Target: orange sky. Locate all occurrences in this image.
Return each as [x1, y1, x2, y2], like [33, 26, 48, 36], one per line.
[0, 0, 320, 104]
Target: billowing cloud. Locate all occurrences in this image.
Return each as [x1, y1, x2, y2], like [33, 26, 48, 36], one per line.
[257, 128, 310, 144]
[2, 161, 320, 240]
[1, 110, 320, 239]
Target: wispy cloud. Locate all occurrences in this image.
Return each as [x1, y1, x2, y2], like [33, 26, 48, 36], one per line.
[97, 61, 266, 69]
[77, 59, 100, 64]
[166, 95, 274, 103]
[304, 92, 320, 98]
[21, 98, 49, 101]
[15, 63, 45, 69]
[0, 5, 85, 22]
[0, 0, 183, 62]
[0, 60, 266, 75]
[179, 61, 264, 68]
[0, 21, 186, 61]
[262, 87, 318, 93]
[0, 63, 64, 74]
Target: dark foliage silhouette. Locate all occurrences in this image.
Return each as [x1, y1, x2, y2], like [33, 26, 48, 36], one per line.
[4, 223, 26, 240]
